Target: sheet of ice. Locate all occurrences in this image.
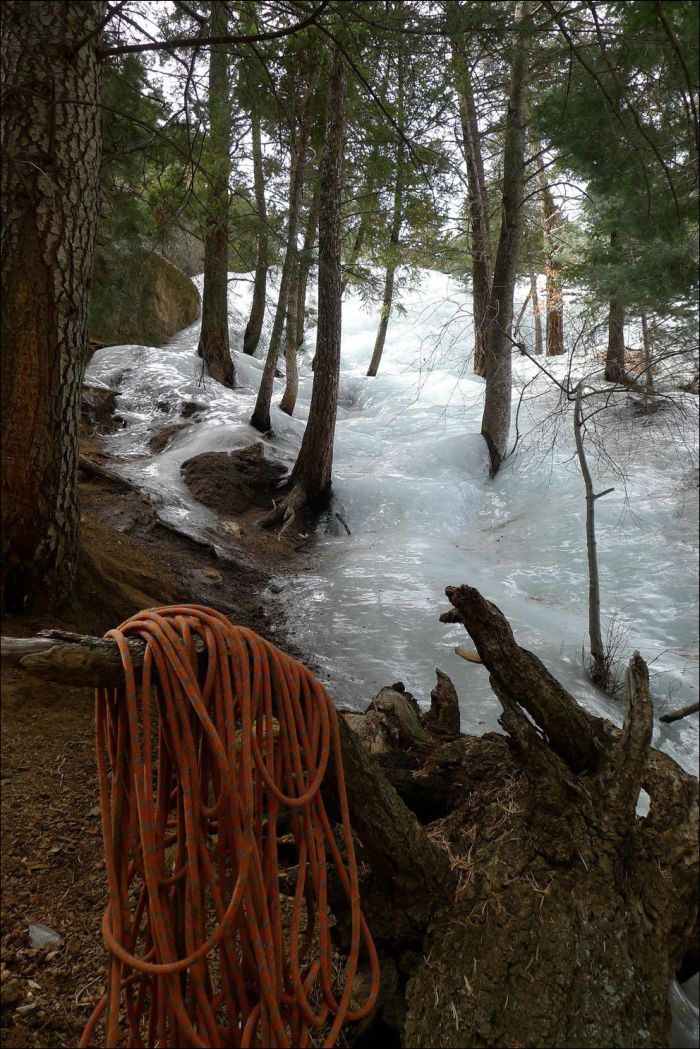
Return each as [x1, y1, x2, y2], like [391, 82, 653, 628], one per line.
[86, 269, 699, 776]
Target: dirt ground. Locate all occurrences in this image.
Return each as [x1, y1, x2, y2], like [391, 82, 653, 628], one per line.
[0, 455, 315, 1046]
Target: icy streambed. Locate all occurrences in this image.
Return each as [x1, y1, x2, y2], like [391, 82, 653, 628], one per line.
[87, 269, 699, 1044]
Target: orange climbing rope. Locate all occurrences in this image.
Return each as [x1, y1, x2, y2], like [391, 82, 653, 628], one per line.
[80, 605, 380, 1049]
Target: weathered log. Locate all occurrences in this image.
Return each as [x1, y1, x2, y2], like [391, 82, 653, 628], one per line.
[399, 587, 699, 1048]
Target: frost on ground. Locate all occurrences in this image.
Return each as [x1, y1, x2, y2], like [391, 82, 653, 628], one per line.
[87, 267, 698, 1045]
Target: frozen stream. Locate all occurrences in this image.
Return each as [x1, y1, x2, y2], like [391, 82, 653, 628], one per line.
[87, 269, 699, 1044]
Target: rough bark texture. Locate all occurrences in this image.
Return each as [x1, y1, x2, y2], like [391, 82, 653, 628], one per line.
[279, 256, 301, 415]
[294, 161, 323, 349]
[539, 165, 565, 356]
[480, 1, 531, 474]
[243, 99, 268, 355]
[196, 1, 234, 388]
[1, 0, 104, 611]
[265, 48, 347, 523]
[450, 21, 493, 379]
[402, 586, 698, 1048]
[605, 234, 626, 383]
[530, 271, 544, 355]
[367, 57, 404, 379]
[251, 77, 315, 432]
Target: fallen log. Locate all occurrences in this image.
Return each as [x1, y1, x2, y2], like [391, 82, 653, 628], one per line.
[2, 587, 697, 1048]
[660, 700, 700, 724]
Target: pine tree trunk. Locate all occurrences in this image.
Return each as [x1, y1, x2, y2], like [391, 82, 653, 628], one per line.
[641, 309, 654, 391]
[1, 0, 104, 611]
[243, 99, 268, 355]
[530, 272, 543, 355]
[539, 170, 564, 356]
[449, 21, 493, 379]
[197, 0, 234, 387]
[279, 255, 300, 415]
[251, 88, 315, 432]
[480, 1, 531, 474]
[294, 161, 323, 349]
[265, 47, 347, 522]
[605, 231, 626, 383]
[606, 297, 626, 382]
[340, 203, 369, 296]
[367, 58, 404, 379]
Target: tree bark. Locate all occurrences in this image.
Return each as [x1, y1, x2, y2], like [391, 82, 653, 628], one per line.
[573, 385, 608, 687]
[480, 1, 531, 474]
[367, 56, 405, 379]
[530, 271, 543, 354]
[279, 254, 300, 415]
[250, 77, 315, 432]
[641, 309, 654, 392]
[242, 96, 268, 355]
[1, 0, 104, 612]
[450, 31, 493, 379]
[294, 158, 323, 349]
[605, 233, 625, 382]
[538, 164, 565, 355]
[265, 47, 347, 523]
[196, 1, 234, 388]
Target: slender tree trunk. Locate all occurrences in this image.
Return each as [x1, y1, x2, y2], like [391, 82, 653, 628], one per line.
[340, 204, 369, 297]
[513, 288, 532, 342]
[530, 272, 543, 354]
[294, 159, 323, 349]
[265, 47, 347, 522]
[641, 309, 654, 392]
[538, 168, 564, 355]
[279, 256, 300, 415]
[251, 129, 309, 432]
[448, 13, 493, 379]
[197, 1, 234, 387]
[573, 385, 607, 686]
[606, 295, 626, 382]
[481, 1, 531, 474]
[1, 0, 104, 612]
[243, 98, 268, 355]
[367, 58, 405, 378]
[605, 231, 626, 382]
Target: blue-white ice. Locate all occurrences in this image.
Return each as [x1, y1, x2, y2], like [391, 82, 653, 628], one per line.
[86, 266, 698, 1044]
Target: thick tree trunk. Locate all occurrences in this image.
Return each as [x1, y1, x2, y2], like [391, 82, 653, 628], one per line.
[1, 0, 104, 612]
[197, 1, 234, 388]
[367, 57, 404, 379]
[481, 1, 531, 474]
[538, 165, 565, 355]
[265, 47, 347, 523]
[243, 99, 268, 355]
[448, 15, 493, 379]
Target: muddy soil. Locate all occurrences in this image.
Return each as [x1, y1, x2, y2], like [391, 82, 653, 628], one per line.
[1, 449, 314, 1046]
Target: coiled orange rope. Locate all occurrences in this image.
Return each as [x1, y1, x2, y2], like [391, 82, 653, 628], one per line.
[80, 605, 380, 1048]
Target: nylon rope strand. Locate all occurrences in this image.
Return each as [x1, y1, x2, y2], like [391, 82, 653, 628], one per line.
[79, 605, 380, 1048]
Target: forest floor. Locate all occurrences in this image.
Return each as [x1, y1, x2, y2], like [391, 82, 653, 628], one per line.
[0, 432, 313, 1047]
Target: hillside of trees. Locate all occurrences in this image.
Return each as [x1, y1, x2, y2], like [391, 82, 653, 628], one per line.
[1, 3, 698, 1048]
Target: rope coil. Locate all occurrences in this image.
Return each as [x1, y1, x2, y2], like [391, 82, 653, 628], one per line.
[80, 605, 380, 1048]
